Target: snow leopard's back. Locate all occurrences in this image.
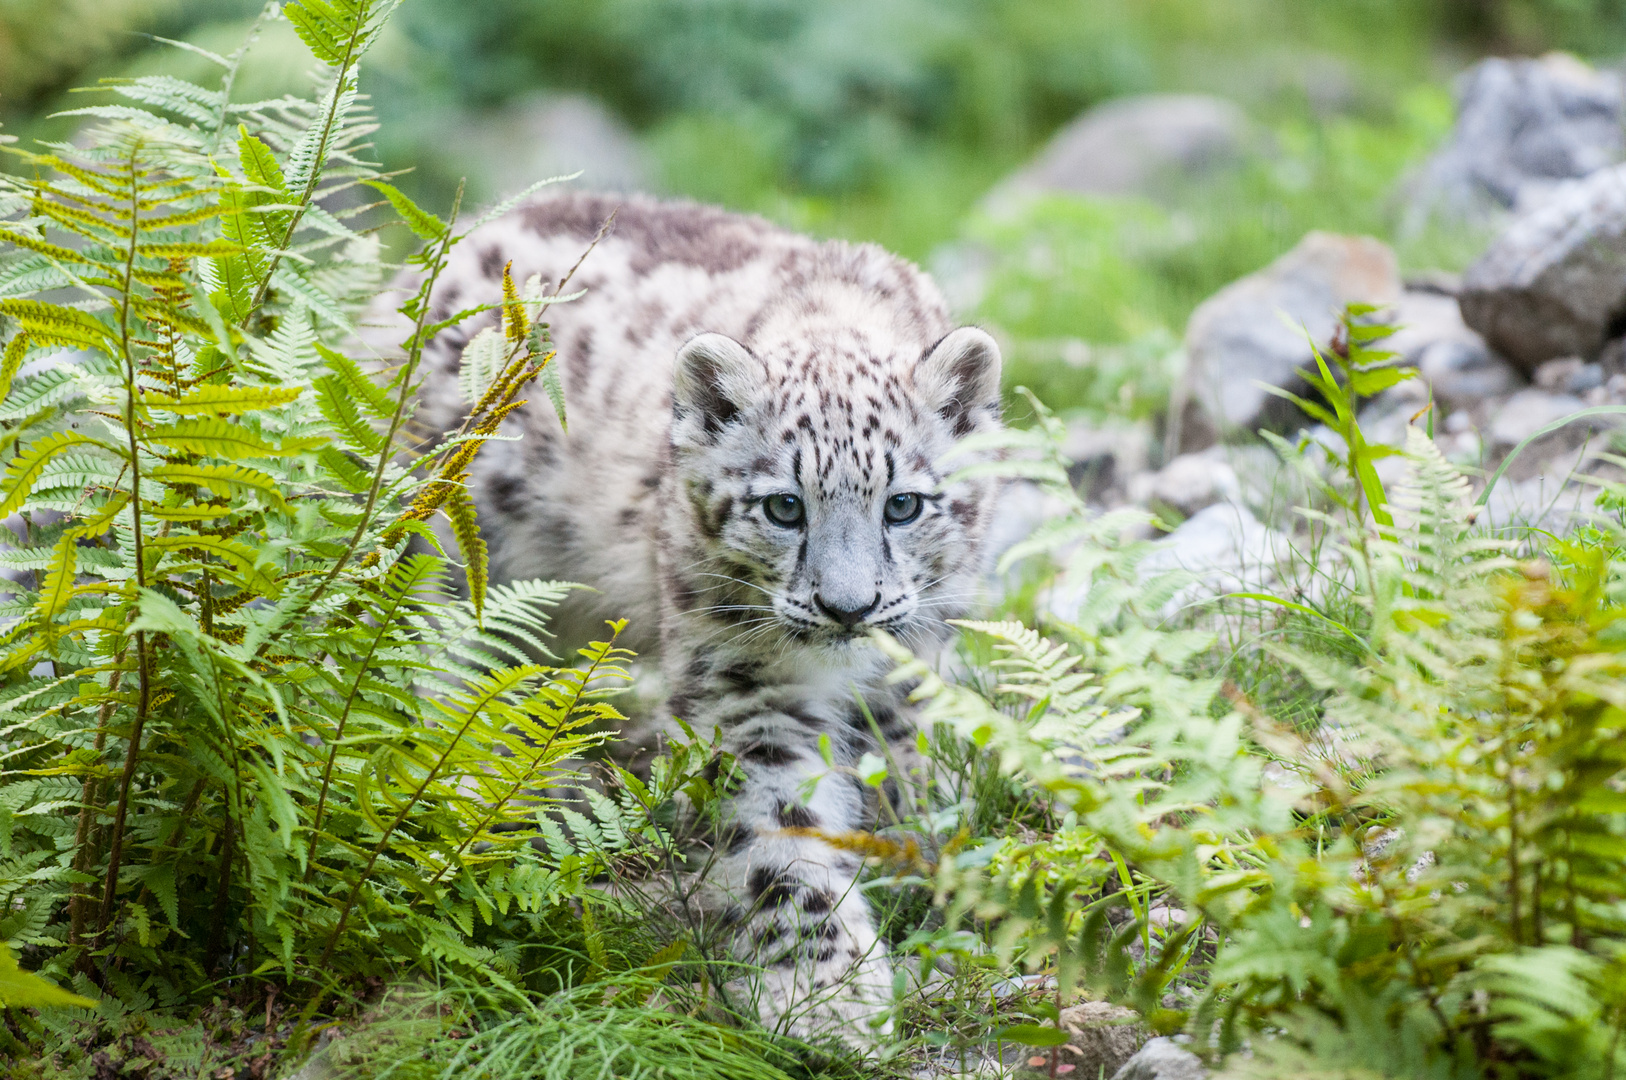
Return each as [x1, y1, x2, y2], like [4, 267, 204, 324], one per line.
[394, 192, 956, 653]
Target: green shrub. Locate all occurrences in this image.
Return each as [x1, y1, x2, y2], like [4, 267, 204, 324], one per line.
[880, 389, 1626, 1077]
[0, 4, 717, 1070]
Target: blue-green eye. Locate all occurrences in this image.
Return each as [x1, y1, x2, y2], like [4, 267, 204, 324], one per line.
[884, 492, 923, 525]
[763, 492, 804, 527]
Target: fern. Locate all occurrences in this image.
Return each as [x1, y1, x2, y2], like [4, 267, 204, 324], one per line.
[899, 412, 1626, 1076]
[0, 3, 637, 1042]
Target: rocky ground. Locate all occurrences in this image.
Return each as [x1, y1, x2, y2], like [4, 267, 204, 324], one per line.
[930, 50, 1626, 1080]
[980, 51, 1626, 618]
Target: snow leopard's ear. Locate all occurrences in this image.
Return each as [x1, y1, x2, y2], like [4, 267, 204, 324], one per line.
[917, 327, 1002, 436]
[673, 333, 761, 439]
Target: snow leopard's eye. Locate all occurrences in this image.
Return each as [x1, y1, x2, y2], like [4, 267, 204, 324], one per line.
[884, 492, 924, 525]
[763, 492, 804, 527]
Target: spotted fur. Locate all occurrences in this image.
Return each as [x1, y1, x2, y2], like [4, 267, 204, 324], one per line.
[378, 193, 1003, 1042]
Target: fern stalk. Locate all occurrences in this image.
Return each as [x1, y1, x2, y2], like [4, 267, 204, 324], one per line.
[301, 559, 432, 883]
[425, 623, 627, 889]
[201, 5, 272, 155]
[68, 679, 117, 962]
[204, 812, 236, 971]
[96, 139, 158, 940]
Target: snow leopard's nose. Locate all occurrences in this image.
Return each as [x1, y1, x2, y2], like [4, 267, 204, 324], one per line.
[815, 592, 880, 628]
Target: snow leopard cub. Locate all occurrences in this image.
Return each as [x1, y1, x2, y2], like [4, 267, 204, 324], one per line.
[401, 193, 1003, 1041]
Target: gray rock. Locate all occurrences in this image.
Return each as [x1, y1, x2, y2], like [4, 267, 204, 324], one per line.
[1459, 163, 1626, 371]
[1109, 1036, 1207, 1080]
[1405, 53, 1623, 227]
[1129, 450, 1241, 518]
[1482, 383, 1619, 497]
[1417, 338, 1525, 407]
[446, 93, 652, 202]
[1138, 503, 1291, 612]
[985, 94, 1253, 214]
[1533, 356, 1584, 389]
[1064, 418, 1155, 504]
[1568, 363, 1607, 395]
[1177, 232, 1402, 449]
[1384, 290, 1522, 409]
[1531, 356, 1609, 395]
[1023, 1002, 1149, 1079]
[1488, 388, 1591, 451]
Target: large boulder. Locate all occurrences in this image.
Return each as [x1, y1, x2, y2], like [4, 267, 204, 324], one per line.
[985, 94, 1253, 213]
[1383, 289, 1523, 410]
[1177, 232, 1402, 449]
[1404, 53, 1623, 225]
[1458, 163, 1626, 372]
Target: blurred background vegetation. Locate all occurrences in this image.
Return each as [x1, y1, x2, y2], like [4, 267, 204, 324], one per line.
[4, 0, 1623, 421]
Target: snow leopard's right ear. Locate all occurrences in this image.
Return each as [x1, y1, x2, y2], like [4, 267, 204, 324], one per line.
[917, 326, 1003, 437]
[673, 333, 760, 439]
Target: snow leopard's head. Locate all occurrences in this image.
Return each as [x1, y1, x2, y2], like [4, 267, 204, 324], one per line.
[666, 321, 1003, 661]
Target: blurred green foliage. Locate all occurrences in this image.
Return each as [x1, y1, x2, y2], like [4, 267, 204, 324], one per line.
[7, 0, 1624, 255]
[369, 0, 1452, 256]
[2, 0, 1623, 418]
[0, 0, 172, 105]
[0, 0, 274, 107]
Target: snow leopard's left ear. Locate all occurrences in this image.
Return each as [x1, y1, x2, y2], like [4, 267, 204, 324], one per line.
[673, 333, 762, 440]
[917, 327, 1002, 436]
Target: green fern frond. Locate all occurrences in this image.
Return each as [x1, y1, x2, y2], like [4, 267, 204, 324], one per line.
[144, 417, 323, 459]
[0, 299, 116, 352]
[314, 343, 393, 420]
[147, 461, 290, 511]
[143, 384, 305, 415]
[0, 431, 120, 518]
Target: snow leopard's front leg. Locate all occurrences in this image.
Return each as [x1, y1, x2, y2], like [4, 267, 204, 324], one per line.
[706, 712, 894, 1045]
